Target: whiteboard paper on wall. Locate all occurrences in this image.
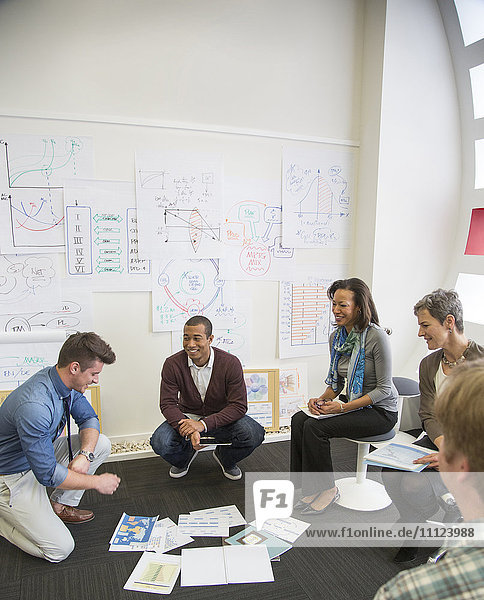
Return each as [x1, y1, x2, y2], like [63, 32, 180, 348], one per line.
[0, 253, 61, 314]
[152, 257, 235, 330]
[170, 298, 251, 367]
[0, 281, 93, 337]
[135, 150, 224, 259]
[64, 179, 151, 291]
[0, 134, 93, 254]
[279, 364, 308, 427]
[282, 146, 356, 249]
[278, 266, 347, 359]
[0, 329, 65, 390]
[219, 176, 295, 281]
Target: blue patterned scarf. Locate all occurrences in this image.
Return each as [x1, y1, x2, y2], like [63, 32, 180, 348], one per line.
[325, 326, 369, 401]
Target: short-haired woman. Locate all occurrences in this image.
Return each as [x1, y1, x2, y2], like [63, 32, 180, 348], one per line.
[383, 288, 484, 563]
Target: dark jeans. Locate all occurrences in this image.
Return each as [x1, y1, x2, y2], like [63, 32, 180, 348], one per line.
[381, 431, 448, 522]
[150, 415, 265, 470]
[290, 406, 397, 495]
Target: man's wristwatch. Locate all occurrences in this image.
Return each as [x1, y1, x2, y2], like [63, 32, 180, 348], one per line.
[79, 450, 95, 462]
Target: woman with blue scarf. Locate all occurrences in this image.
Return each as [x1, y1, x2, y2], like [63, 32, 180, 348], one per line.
[290, 278, 398, 514]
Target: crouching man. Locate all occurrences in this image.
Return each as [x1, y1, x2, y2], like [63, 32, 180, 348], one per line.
[0, 332, 120, 562]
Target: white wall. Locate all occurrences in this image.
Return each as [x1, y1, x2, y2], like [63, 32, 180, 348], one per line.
[0, 0, 467, 439]
[438, 0, 484, 347]
[0, 0, 366, 440]
[352, 0, 387, 284]
[0, 0, 363, 140]
[370, 0, 461, 376]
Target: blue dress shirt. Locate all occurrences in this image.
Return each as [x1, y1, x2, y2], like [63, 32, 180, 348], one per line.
[0, 366, 100, 487]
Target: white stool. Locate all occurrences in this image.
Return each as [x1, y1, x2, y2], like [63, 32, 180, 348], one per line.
[335, 377, 420, 511]
[335, 430, 395, 511]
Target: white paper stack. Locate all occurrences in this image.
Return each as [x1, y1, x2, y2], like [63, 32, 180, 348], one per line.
[181, 545, 274, 586]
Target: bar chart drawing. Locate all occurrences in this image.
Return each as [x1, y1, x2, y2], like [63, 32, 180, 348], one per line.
[290, 284, 330, 347]
[279, 271, 344, 359]
[295, 168, 347, 218]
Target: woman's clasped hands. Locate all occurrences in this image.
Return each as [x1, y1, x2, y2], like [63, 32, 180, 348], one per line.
[308, 397, 341, 415]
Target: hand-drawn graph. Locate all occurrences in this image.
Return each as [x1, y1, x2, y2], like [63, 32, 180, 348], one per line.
[210, 302, 251, 365]
[3, 136, 87, 188]
[64, 180, 151, 292]
[0, 253, 61, 313]
[152, 258, 230, 332]
[290, 284, 330, 345]
[162, 207, 221, 252]
[220, 177, 295, 281]
[0, 286, 93, 336]
[135, 151, 223, 259]
[282, 147, 355, 249]
[153, 258, 251, 362]
[0, 341, 61, 390]
[0, 135, 93, 253]
[279, 269, 345, 359]
[171, 296, 251, 366]
[279, 365, 308, 427]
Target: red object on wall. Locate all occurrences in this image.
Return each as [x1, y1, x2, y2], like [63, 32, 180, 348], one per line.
[465, 208, 484, 255]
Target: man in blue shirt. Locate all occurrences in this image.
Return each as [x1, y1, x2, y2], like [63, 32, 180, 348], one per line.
[0, 332, 120, 562]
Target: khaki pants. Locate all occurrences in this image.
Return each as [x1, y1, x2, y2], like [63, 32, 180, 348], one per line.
[0, 433, 110, 562]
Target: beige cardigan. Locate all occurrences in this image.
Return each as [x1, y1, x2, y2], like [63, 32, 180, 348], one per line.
[418, 340, 484, 442]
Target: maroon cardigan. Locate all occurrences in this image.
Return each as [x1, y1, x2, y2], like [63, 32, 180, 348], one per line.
[160, 346, 247, 431]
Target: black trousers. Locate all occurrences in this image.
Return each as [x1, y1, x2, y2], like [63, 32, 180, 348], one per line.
[290, 406, 398, 495]
[381, 431, 448, 522]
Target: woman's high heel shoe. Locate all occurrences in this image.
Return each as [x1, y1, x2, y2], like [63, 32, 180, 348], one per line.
[300, 488, 340, 515]
[293, 499, 312, 511]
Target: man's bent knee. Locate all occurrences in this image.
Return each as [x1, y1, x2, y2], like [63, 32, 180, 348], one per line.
[233, 417, 265, 447]
[95, 433, 111, 459]
[42, 533, 75, 563]
[150, 422, 178, 457]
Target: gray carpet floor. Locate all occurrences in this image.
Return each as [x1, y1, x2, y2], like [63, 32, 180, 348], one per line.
[0, 439, 431, 600]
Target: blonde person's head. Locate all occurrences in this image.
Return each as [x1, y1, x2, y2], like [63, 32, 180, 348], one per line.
[435, 359, 484, 499]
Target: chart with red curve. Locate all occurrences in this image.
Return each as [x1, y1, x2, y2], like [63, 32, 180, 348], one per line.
[0, 134, 93, 253]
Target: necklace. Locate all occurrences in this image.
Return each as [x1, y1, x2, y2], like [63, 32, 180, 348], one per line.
[441, 341, 471, 368]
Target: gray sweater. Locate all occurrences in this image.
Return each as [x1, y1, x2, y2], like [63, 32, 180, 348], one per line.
[329, 325, 398, 412]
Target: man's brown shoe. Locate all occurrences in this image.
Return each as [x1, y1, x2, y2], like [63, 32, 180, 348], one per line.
[51, 502, 94, 524]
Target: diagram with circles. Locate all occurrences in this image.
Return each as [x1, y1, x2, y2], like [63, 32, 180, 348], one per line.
[152, 259, 230, 332]
[221, 177, 295, 281]
[0, 253, 61, 312]
[152, 258, 251, 362]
